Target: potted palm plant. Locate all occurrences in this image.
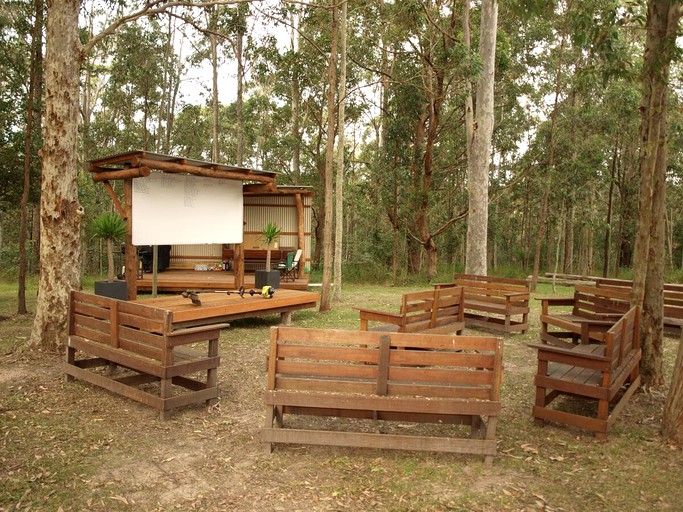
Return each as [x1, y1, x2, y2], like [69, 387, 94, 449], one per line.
[92, 212, 128, 300]
[255, 221, 281, 289]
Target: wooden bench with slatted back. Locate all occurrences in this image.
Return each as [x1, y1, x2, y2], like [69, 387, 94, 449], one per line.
[539, 284, 633, 346]
[65, 291, 226, 419]
[436, 274, 530, 334]
[529, 306, 641, 439]
[263, 327, 503, 464]
[357, 286, 465, 335]
[594, 277, 683, 337]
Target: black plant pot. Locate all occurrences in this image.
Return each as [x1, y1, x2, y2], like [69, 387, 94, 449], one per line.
[255, 269, 280, 289]
[94, 280, 128, 300]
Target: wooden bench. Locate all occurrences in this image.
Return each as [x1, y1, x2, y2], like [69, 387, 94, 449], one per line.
[222, 248, 295, 272]
[539, 284, 629, 346]
[436, 274, 530, 334]
[594, 278, 683, 337]
[357, 286, 465, 335]
[263, 327, 504, 463]
[65, 291, 227, 419]
[529, 306, 641, 439]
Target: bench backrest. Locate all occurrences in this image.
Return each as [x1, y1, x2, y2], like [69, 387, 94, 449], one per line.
[432, 285, 465, 329]
[594, 280, 683, 323]
[398, 286, 464, 333]
[453, 274, 530, 303]
[399, 290, 437, 333]
[572, 284, 630, 317]
[604, 306, 640, 380]
[267, 327, 503, 402]
[69, 290, 172, 364]
[595, 277, 683, 294]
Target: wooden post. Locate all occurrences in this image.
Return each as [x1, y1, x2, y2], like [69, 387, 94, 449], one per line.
[152, 245, 158, 297]
[234, 243, 244, 289]
[295, 193, 305, 272]
[124, 179, 137, 299]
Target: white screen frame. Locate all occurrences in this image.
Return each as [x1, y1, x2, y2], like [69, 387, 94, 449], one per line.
[132, 171, 243, 245]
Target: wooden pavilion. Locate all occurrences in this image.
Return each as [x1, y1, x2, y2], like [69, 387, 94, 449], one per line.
[89, 151, 313, 299]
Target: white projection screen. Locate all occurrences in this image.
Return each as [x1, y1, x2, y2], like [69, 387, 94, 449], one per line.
[132, 171, 243, 245]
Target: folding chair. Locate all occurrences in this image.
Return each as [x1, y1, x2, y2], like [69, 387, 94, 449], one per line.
[280, 249, 302, 281]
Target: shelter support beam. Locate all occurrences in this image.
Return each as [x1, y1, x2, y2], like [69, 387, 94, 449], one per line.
[124, 178, 137, 299]
[296, 193, 305, 264]
[102, 181, 126, 219]
[90, 165, 151, 182]
[137, 158, 274, 184]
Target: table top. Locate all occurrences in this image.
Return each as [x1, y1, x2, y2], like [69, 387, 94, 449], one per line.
[134, 288, 319, 329]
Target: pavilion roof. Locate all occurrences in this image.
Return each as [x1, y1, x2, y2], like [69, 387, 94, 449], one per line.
[89, 150, 278, 184]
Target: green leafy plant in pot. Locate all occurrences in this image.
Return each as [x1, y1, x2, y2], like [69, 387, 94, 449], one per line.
[259, 222, 281, 269]
[92, 212, 127, 282]
[255, 222, 281, 288]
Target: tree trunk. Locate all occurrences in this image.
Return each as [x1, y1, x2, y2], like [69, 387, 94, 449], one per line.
[319, 1, 338, 312]
[463, 0, 474, 181]
[563, 198, 574, 274]
[662, 334, 683, 446]
[106, 239, 115, 282]
[603, 139, 618, 277]
[632, 0, 681, 389]
[29, 0, 84, 352]
[290, 8, 301, 181]
[235, 16, 245, 166]
[18, 0, 43, 315]
[210, 7, 219, 162]
[465, 0, 497, 276]
[531, 2, 571, 291]
[333, 0, 347, 302]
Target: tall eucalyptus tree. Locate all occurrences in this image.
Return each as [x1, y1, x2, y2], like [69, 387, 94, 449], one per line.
[17, 0, 43, 315]
[465, 0, 498, 276]
[29, 0, 251, 352]
[632, 0, 682, 388]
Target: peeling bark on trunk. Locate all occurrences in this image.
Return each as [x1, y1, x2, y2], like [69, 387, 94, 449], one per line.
[465, 0, 497, 276]
[333, 0, 347, 302]
[235, 22, 245, 166]
[632, 0, 680, 388]
[290, 9, 301, 181]
[663, 332, 683, 445]
[319, 1, 338, 312]
[29, 0, 84, 352]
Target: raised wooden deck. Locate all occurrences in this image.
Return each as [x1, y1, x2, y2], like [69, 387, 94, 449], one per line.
[135, 269, 311, 293]
[133, 288, 319, 330]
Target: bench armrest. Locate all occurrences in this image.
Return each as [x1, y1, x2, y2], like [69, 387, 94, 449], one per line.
[355, 307, 404, 325]
[528, 343, 610, 364]
[568, 317, 619, 326]
[166, 323, 229, 346]
[535, 297, 574, 306]
[504, 292, 530, 301]
[167, 323, 230, 337]
[432, 282, 454, 289]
